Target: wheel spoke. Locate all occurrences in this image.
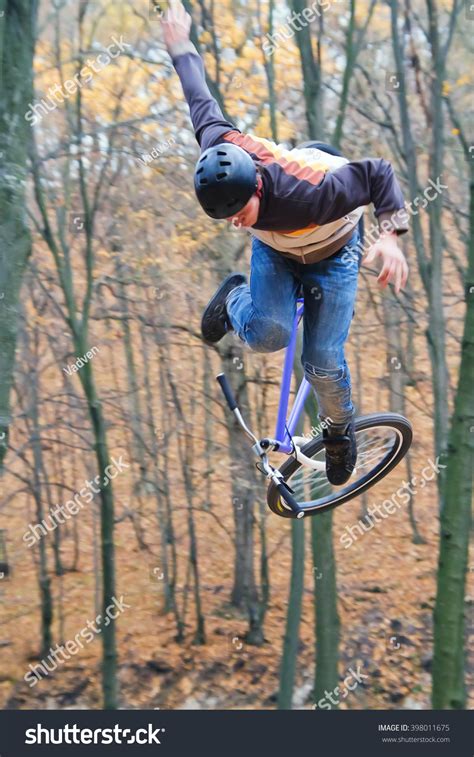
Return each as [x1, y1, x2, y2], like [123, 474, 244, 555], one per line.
[287, 425, 400, 505]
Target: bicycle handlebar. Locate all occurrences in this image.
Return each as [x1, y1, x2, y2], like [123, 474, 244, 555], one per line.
[217, 372, 305, 518]
[216, 373, 238, 412]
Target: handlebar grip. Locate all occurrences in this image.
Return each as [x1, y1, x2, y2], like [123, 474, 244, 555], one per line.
[216, 373, 238, 412]
[276, 483, 305, 518]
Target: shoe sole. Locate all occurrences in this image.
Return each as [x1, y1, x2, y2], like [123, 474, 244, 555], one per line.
[201, 273, 247, 343]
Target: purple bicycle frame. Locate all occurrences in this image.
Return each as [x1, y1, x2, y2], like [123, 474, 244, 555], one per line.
[274, 300, 312, 454]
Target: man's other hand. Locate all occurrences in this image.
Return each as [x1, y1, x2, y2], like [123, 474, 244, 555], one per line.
[161, 0, 192, 52]
[364, 233, 409, 294]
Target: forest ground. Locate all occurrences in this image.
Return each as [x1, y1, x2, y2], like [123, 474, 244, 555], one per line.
[1, 304, 473, 711]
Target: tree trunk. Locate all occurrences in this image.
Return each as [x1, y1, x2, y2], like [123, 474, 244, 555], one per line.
[221, 345, 258, 612]
[425, 0, 449, 479]
[382, 292, 424, 543]
[288, 0, 324, 138]
[0, 1, 39, 467]
[277, 518, 305, 709]
[114, 256, 148, 480]
[30, 336, 54, 657]
[432, 159, 474, 709]
[77, 354, 118, 708]
[157, 347, 184, 640]
[258, 0, 278, 143]
[167, 368, 206, 644]
[311, 510, 340, 706]
[332, 0, 356, 147]
[18, 313, 54, 656]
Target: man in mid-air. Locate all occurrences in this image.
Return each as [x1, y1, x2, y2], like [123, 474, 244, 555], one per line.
[161, 1, 409, 485]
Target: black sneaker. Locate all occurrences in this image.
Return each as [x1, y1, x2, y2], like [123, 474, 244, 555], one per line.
[322, 420, 357, 486]
[201, 273, 247, 344]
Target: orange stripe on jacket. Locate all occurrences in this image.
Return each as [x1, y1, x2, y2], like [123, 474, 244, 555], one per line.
[223, 131, 327, 187]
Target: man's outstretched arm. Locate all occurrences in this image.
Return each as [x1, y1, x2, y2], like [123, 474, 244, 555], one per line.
[161, 1, 238, 149]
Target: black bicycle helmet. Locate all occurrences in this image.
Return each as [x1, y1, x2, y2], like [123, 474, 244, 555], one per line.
[194, 143, 258, 219]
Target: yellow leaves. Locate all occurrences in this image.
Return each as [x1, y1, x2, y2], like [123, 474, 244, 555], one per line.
[240, 45, 259, 62]
[355, 0, 376, 26]
[451, 128, 460, 136]
[455, 74, 470, 87]
[199, 30, 213, 47]
[443, 75, 470, 98]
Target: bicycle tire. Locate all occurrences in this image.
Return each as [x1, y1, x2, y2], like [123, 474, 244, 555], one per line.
[267, 413, 413, 518]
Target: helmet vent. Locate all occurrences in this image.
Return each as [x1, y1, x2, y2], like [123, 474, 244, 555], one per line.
[216, 172, 227, 180]
[217, 150, 227, 156]
[219, 161, 231, 166]
[196, 167, 204, 174]
[200, 178, 208, 184]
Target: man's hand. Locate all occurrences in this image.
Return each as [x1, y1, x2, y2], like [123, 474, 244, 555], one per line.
[364, 233, 409, 294]
[161, 0, 192, 52]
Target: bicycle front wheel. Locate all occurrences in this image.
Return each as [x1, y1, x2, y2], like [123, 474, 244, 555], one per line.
[267, 413, 413, 518]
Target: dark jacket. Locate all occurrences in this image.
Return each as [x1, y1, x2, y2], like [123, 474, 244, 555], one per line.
[171, 42, 408, 262]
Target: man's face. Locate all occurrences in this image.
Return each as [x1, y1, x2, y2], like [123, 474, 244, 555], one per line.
[226, 177, 263, 228]
[226, 193, 260, 228]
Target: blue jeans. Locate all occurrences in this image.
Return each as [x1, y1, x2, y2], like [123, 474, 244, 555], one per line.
[226, 232, 363, 429]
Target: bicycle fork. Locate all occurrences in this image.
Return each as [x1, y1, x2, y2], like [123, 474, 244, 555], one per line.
[216, 373, 305, 518]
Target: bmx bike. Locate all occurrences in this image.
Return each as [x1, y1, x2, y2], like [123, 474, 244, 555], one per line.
[217, 298, 413, 519]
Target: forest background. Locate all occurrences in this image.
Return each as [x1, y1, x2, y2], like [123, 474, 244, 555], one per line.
[0, 0, 472, 712]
